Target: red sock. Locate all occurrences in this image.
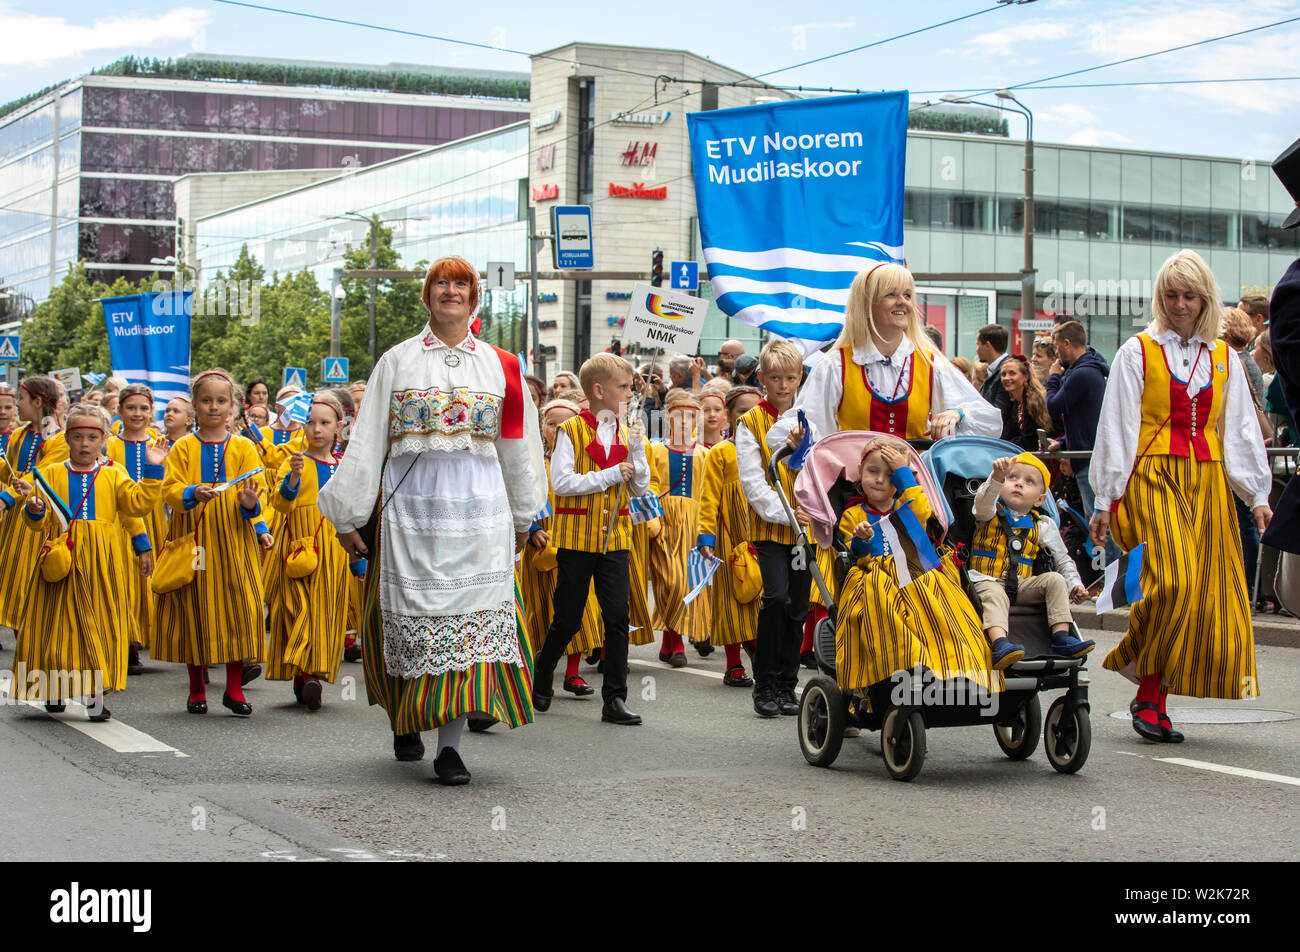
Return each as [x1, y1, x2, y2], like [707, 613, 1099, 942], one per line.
[225, 662, 246, 703]
[187, 664, 205, 702]
[565, 653, 581, 679]
[803, 605, 827, 652]
[663, 630, 681, 655]
[724, 643, 742, 669]
[1135, 673, 1161, 725]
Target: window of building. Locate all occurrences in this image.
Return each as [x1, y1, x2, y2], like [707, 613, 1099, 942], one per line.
[576, 79, 595, 206]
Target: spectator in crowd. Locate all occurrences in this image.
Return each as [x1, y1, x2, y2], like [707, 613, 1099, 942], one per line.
[732, 353, 760, 388]
[1222, 308, 1267, 411]
[972, 361, 988, 391]
[950, 356, 975, 384]
[1031, 338, 1056, 383]
[668, 354, 707, 394]
[639, 362, 668, 435]
[715, 340, 744, 382]
[1239, 294, 1269, 342]
[245, 377, 270, 408]
[81, 390, 103, 406]
[1046, 319, 1117, 562]
[976, 324, 1011, 412]
[923, 324, 944, 352]
[1256, 330, 1295, 447]
[549, 371, 582, 402]
[524, 375, 545, 410]
[998, 353, 1052, 451]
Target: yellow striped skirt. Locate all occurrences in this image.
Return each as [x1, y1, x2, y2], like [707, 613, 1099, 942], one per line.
[649, 496, 711, 640]
[265, 511, 350, 683]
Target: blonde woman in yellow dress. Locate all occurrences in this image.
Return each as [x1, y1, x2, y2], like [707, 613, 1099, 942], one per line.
[107, 384, 166, 674]
[1089, 250, 1272, 744]
[0, 375, 68, 645]
[266, 393, 350, 710]
[11, 404, 166, 720]
[696, 385, 764, 686]
[649, 389, 712, 667]
[153, 369, 275, 717]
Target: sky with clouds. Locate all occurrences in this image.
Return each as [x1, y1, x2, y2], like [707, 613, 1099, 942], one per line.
[0, 0, 1296, 161]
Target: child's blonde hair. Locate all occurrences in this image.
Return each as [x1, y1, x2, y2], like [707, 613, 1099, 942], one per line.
[578, 353, 634, 396]
[66, 403, 111, 433]
[758, 339, 804, 376]
[860, 434, 911, 465]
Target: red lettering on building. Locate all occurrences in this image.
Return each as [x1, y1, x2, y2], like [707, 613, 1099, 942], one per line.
[531, 183, 559, 201]
[608, 182, 667, 199]
[621, 141, 658, 167]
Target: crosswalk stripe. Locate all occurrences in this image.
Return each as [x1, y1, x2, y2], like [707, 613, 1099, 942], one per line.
[26, 700, 189, 756]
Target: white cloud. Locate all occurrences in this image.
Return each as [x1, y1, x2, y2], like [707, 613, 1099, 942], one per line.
[1037, 103, 1100, 125]
[0, 6, 211, 67]
[967, 21, 1071, 57]
[1063, 127, 1133, 147]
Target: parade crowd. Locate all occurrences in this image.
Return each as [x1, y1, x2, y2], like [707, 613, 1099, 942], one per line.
[0, 248, 1285, 785]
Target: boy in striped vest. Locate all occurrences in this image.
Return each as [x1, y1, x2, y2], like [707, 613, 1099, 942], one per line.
[532, 354, 649, 726]
[735, 340, 809, 718]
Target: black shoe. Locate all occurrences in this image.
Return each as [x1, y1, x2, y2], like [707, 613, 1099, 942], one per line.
[532, 689, 552, 713]
[586, 648, 602, 666]
[240, 662, 262, 686]
[668, 652, 688, 668]
[1158, 712, 1185, 744]
[563, 675, 595, 697]
[693, 641, 714, 657]
[658, 648, 672, 663]
[301, 679, 322, 711]
[87, 705, 111, 723]
[44, 701, 66, 714]
[601, 697, 642, 725]
[394, 732, 425, 761]
[752, 684, 779, 718]
[433, 746, 471, 785]
[127, 645, 144, 675]
[343, 643, 362, 663]
[723, 665, 753, 687]
[293, 678, 305, 704]
[221, 692, 253, 717]
[1130, 701, 1163, 742]
[800, 649, 817, 669]
[776, 687, 800, 716]
[187, 698, 207, 715]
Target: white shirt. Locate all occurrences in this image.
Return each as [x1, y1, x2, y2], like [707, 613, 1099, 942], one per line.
[550, 413, 650, 498]
[736, 416, 797, 529]
[986, 351, 1008, 383]
[969, 477, 1083, 589]
[1089, 331, 1271, 511]
[769, 336, 1002, 447]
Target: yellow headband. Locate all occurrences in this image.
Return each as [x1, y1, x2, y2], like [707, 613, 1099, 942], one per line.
[1011, 452, 1051, 490]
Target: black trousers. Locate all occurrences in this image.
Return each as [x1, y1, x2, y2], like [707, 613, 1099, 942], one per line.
[753, 540, 809, 691]
[536, 548, 630, 703]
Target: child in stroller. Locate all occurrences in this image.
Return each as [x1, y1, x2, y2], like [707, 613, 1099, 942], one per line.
[833, 435, 997, 699]
[967, 453, 1096, 667]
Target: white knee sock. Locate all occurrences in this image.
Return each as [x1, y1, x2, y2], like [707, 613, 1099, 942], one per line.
[438, 714, 466, 754]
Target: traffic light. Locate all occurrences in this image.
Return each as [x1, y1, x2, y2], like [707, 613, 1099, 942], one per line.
[651, 249, 664, 287]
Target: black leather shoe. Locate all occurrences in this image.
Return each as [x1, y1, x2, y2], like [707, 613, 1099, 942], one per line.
[433, 746, 471, 785]
[127, 645, 144, 675]
[777, 687, 800, 716]
[1158, 713, 1185, 743]
[723, 665, 753, 687]
[1130, 701, 1163, 742]
[693, 641, 714, 657]
[221, 692, 253, 717]
[532, 689, 552, 713]
[601, 697, 642, 725]
[187, 698, 207, 715]
[752, 685, 779, 718]
[44, 701, 66, 714]
[658, 649, 672, 663]
[563, 676, 595, 697]
[240, 662, 262, 686]
[87, 705, 111, 723]
[393, 732, 425, 761]
[343, 643, 362, 663]
[668, 652, 688, 668]
[301, 679, 322, 711]
[800, 649, 817, 669]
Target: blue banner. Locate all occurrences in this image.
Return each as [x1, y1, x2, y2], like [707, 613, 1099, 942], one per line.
[687, 92, 907, 350]
[101, 291, 192, 419]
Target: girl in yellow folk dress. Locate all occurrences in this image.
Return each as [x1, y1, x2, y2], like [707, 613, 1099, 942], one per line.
[153, 369, 275, 717]
[698, 382, 729, 448]
[834, 436, 997, 696]
[649, 389, 711, 667]
[0, 376, 68, 645]
[266, 394, 350, 711]
[162, 396, 194, 446]
[10, 405, 165, 720]
[107, 384, 166, 673]
[320, 387, 365, 664]
[696, 386, 763, 686]
[1089, 250, 1272, 744]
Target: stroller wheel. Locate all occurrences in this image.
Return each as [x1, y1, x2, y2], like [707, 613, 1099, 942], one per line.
[797, 677, 846, 768]
[881, 707, 926, 782]
[993, 693, 1041, 761]
[1043, 697, 1091, 774]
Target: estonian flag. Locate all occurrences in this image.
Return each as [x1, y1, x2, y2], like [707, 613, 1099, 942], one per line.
[876, 498, 942, 588]
[629, 494, 665, 525]
[1095, 542, 1146, 614]
[787, 409, 813, 470]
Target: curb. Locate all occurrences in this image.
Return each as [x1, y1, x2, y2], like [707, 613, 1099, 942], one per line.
[1072, 606, 1300, 649]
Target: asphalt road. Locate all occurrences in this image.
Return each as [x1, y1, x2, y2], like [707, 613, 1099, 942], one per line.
[1, 628, 1297, 862]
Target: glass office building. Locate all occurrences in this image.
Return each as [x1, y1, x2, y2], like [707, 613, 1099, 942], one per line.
[194, 122, 529, 294]
[0, 58, 528, 323]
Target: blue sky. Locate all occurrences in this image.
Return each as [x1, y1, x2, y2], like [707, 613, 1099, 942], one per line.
[2, 0, 1297, 161]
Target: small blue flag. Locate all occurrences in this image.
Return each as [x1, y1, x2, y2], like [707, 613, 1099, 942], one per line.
[534, 498, 554, 521]
[279, 392, 313, 426]
[683, 549, 723, 605]
[629, 494, 665, 524]
[82, 371, 107, 388]
[786, 409, 813, 470]
[1096, 542, 1146, 614]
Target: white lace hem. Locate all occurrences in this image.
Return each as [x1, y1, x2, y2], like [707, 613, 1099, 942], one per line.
[381, 603, 522, 678]
[389, 433, 500, 459]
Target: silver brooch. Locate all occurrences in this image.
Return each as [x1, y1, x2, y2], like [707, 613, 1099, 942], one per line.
[443, 351, 461, 368]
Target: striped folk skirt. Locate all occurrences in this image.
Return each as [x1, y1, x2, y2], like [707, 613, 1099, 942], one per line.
[0, 500, 43, 632]
[649, 496, 711, 641]
[1105, 456, 1257, 699]
[362, 520, 535, 734]
[628, 523, 655, 646]
[265, 510, 350, 683]
[709, 549, 759, 647]
[517, 544, 603, 656]
[12, 521, 132, 699]
[836, 552, 997, 693]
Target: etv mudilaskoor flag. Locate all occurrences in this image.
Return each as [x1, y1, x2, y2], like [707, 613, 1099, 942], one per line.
[1095, 543, 1147, 614]
[687, 92, 907, 353]
[101, 291, 192, 419]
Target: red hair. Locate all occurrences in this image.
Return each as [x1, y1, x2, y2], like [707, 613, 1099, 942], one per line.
[422, 256, 480, 315]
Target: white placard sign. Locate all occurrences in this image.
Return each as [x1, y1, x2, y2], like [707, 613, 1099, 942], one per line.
[622, 283, 708, 352]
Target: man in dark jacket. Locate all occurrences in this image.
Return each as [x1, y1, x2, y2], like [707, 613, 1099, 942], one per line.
[976, 324, 1011, 412]
[1046, 319, 1118, 563]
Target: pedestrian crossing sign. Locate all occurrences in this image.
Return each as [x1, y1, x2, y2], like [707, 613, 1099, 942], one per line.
[282, 366, 307, 391]
[0, 335, 18, 361]
[321, 357, 349, 384]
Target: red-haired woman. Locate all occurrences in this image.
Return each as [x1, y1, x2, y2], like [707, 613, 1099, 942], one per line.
[318, 256, 546, 785]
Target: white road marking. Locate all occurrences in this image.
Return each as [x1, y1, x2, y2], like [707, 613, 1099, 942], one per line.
[26, 700, 189, 757]
[629, 658, 806, 689]
[1153, 756, 1300, 788]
